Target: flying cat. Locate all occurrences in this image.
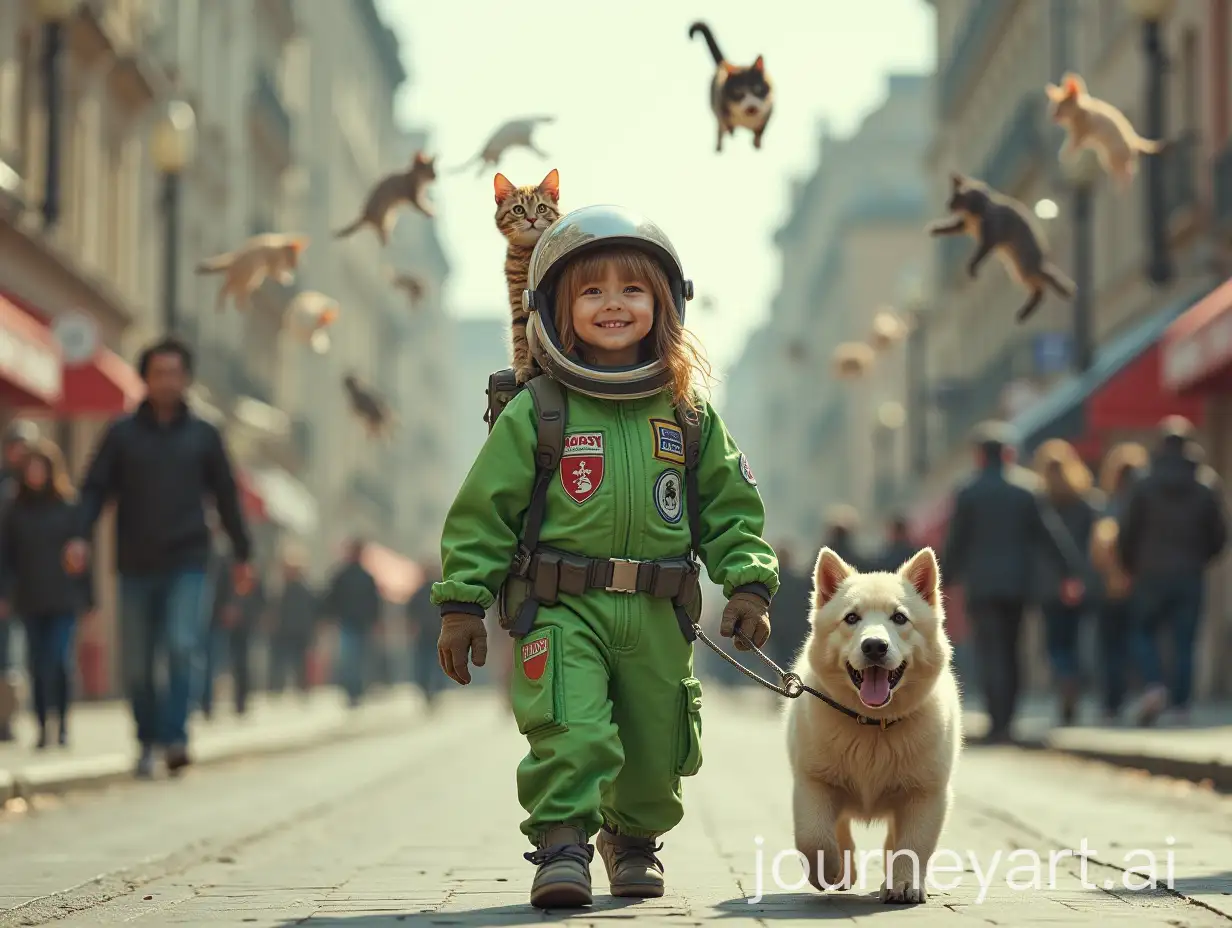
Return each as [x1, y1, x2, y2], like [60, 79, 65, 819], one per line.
[688, 21, 773, 152]
[282, 290, 340, 353]
[195, 234, 308, 313]
[927, 172, 1075, 322]
[387, 269, 428, 309]
[1046, 73, 1164, 190]
[449, 116, 555, 176]
[494, 168, 560, 384]
[343, 373, 397, 440]
[334, 151, 437, 246]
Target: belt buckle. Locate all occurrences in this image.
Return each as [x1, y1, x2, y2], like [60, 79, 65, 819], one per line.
[606, 558, 641, 594]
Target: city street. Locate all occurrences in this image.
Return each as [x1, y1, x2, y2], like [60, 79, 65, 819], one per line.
[0, 687, 1229, 927]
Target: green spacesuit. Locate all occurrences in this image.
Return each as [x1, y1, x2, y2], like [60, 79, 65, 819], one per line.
[431, 204, 778, 908]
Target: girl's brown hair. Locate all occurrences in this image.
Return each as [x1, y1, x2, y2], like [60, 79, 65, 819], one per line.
[18, 438, 74, 503]
[1032, 438, 1093, 502]
[554, 246, 712, 409]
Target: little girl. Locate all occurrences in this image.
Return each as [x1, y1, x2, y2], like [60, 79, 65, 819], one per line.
[432, 204, 779, 909]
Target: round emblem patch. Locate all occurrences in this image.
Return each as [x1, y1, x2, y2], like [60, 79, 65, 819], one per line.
[739, 453, 756, 486]
[654, 469, 683, 524]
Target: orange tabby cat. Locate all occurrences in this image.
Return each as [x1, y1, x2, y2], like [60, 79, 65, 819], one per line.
[493, 168, 560, 384]
[195, 233, 308, 313]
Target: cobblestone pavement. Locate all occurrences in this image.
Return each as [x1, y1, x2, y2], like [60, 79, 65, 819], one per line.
[0, 688, 1229, 926]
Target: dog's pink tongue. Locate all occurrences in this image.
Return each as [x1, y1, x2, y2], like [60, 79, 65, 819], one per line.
[860, 667, 891, 707]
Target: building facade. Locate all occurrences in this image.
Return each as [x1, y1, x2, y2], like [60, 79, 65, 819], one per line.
[726, 74, 933, 559]
[913, 0, 1232, 698]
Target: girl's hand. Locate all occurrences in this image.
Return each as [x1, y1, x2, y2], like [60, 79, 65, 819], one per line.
[720, 592, 771, 652]
[438, 613, 488, 685]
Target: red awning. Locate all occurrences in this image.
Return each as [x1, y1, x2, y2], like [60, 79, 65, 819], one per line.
[0, 294, 62, 408]
[1161, 276, 1232, 394]
[1087, 341, 1205, 433]
[361, 542, 424, 605]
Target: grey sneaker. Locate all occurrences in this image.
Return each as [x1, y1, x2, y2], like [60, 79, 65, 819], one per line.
[524, 824, 594, 909]
[596, 826, 665, 898]
[135, 746, 155, 778]
[165, 743, 190, 774]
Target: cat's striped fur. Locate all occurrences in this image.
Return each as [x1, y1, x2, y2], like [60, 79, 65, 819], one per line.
[494, 169, 560, 384]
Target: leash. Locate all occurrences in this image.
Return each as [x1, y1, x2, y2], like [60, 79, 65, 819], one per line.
[690, 623, 898, 729]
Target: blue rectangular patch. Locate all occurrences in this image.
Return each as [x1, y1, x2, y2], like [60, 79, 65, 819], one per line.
[649, 419, 686, 465]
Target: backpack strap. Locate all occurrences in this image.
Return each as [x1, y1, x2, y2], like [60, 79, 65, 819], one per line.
[518, 375, 566, 560]
[674, 401, 703, 558]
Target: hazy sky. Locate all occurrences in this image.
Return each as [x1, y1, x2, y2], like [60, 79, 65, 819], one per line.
[377, 0, 935, 392]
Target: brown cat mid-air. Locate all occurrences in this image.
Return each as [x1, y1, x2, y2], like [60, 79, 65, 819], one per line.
[195, 233, 308, 313]
[927, 172, 1074, 322]
[688, 21, 773, 152]
[334, 151, 437, 246]
[494, 168, 560, 384]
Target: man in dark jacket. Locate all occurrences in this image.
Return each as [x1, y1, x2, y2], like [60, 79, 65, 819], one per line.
[269, 549, 318, 696]
[941, 421, 1086, 743]
[0, 419, 37, 743]
[321, 538, 382, 707]
[1118, 417, 1228, 725]
[67, 337, 253, 777]
[873, 514, 918, 573]
[406, 564, 441, 710]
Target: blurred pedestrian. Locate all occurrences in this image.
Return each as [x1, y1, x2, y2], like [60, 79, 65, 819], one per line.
[823, 504, 871, 571]
[1089, 441, 1148, 720]
[320, 537, 381, 707]
[766, 545, 811, 674]
[208, 552, 266, 716]
[872, 514, 918, 572]
[1118, 417, 1228, 726]
[1032, 439, 1102, 726]
[406, 563, 441, 709]
[0, 439, 93, 748]
[0, 419, 37, 743]
[68, 336, 254, 777]
[941, 422, 1086, 743]
[268, 546, 318, 696]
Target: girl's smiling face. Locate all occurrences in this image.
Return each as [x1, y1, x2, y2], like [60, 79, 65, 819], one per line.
[569, 261, 655, 367]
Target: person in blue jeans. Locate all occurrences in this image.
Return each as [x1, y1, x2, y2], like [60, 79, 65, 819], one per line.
[66, 336, 254, 777]
[0, 438, 93, 748]
[320, 539, 381, 707]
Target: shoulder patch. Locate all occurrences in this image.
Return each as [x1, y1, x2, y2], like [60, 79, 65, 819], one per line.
[653, 468, 684, 524]
[739, 453, 756, 486]
[649, 418, 686, 465]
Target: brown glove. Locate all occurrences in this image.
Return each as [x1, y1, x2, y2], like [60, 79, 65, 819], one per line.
[720, 591, 771, 651]
[438, 613, 488, 685]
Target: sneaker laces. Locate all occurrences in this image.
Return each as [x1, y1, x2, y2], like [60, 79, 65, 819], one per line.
[608, 839, 665, 873]
[524, 842, 595, 867]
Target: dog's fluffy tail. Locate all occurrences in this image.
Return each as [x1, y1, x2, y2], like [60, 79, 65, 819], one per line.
[1042, 263, 1075, 297]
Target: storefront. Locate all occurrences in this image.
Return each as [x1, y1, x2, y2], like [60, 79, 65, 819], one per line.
[1160, 275, 1232, 700]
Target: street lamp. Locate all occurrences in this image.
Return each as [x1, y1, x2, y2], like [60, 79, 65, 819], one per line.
[1126, 0, 1176, 285]
[150, 100, 196, 335]
[1062, 147, 1100, 373]
[35, 0, 77, 230]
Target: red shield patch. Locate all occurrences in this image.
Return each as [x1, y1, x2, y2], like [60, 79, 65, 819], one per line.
[560, 431, 604, 504]
[521, 636, 549, 681]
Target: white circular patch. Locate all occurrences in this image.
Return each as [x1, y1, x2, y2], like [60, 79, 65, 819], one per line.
[52, 311, 99, 367]
[654, 469, 683, 524]
[739, 453, 756, 486]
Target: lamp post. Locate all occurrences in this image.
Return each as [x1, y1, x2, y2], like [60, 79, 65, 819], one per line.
[1127, 0, 1175, 285]
[36, 0, 77, 230]
[1062, 147, 1100, 373]
[150, 100, 195, 335]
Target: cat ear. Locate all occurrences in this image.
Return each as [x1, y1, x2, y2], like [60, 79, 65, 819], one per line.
[752, 55, 765, 71]
[950, 172, 965, 188]
[494, 173, 517, 204]
[1062, 73, 1085, 97]
[537, 168, 560, 201]
[721, 61, 737, 73]
[1045, 82, 1065, 101]
[287, 236, 309, 254]
[413, 150, 428, 164]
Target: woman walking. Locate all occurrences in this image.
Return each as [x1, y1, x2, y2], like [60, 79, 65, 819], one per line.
[0, 439, 92, 748]
[1032, 439, 1102, 726]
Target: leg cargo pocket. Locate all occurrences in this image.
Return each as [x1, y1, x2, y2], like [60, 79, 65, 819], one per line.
[674, 676, 703, 777]
[513, 626, 566, 737]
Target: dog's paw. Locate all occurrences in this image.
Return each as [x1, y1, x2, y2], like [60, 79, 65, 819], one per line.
[881, 879, 926, 904]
